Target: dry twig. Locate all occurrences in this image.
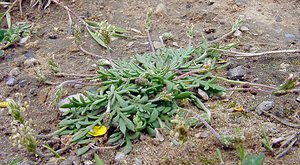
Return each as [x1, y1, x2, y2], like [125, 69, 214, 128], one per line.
[261, 110, 300, 128]
[212, 48, 300, 57]
[55, 72, 97, 78]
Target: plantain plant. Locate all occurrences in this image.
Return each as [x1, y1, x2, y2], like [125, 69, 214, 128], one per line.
[58, 43, 231, 155]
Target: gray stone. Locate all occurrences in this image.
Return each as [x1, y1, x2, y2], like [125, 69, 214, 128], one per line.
[255, 101, 274, 115]
[275, 15, 282, 22]
[197, 88, 209, 101]
[153, 41, 163, 49]
[154, 3, 167, 16]
[8, 67, 20, 76]
[233, 29, 242, 37]
[6, 76, 18, 86]
[24, 58, 39, 68]
[228, 66, 246, 80]
[19, 36, 29, 45]
[135, 158, 142, 165]
[83, 160, 93, 165]
[18, 79, 30, 87]
[23, 51, 34, 59]
[240, 26, 250, 31]
[235, 0, 247, 5]
[115, 152, 125, 162]
[195, 131, 210, 138]
[285, 33, 296, 40]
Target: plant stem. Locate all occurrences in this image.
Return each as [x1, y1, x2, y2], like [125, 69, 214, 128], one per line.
[55, 73, 97, 78]
[275, 138, 298, 159]
[211, 48, 300, 57]
[36, 143, 74, 158]
[226, 87, 271, 93]
[36, 127, 67, 139]
[51, 0, 89, 27]
[0, 0, 19, 21]
[146, 30, 155, 53]
[174, 69, 208, 80]
[184, 109, 221, 141]
[209, 30, 234, 44]
[214, 76, 277, 90]
[260, 109, 300, 128]
[79, 45, 107, 59]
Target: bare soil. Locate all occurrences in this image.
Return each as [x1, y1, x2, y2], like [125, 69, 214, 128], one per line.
[0, 0, 299, 164]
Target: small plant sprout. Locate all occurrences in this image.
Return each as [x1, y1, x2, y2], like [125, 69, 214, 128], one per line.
[48, 56, 62, 73]
[170, 115, 189, 144]
[144, 8, 153, 32]
[35, 69, 47, 83]
[0, 22, 31, 50]
[261, 127, 273, 152]
[8, 98, 38, 154]
[57, 46, 225, 155]
[232, 15, 244, 32]
[52, 86, 64, 106]
[186, 23, 194, 47]
[216, 148, 225, 164]
[86, 20, 127, 50]
[220, 127, 244, 147]
[273, 74, 299, 96]
[161, 32, 174, 41]
[237, 143, 246, 162]
[144, 8, 155, 52]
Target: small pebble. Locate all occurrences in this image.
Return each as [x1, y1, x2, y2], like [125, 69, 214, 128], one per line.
[153, 41, 163, 49]
[24, 58, 39, 68]
[235, 0, 247, 5]
[240, 26, 250, 31]
[135, 159, 142, 165]
[154, 3, 167, 16]
[6, 76, 18, 86]
[115, 152, 125, 162]
[19, 36, 29, 45]
[195, 131, 210, 138]
[19, 79, 30, 87]
[8, 67, 20, 76]
[127, 41, 134, 47]
[197, 88, 209, 101]
[285, 33, 296, 40]
[172, 42, 179, 47]
[233, 29, 242, 37]
[83, 160, 93, 165]
[275, 15, 282, 22]
[23, 51, 34, 59]
[255, 101, 274, 115]
[228, 66, 246, 80]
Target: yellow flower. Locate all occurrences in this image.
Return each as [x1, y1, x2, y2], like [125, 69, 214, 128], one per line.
[0, 102, 9, 108]
[88, 126, 107, 137]
[233, 106, 245, 112]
